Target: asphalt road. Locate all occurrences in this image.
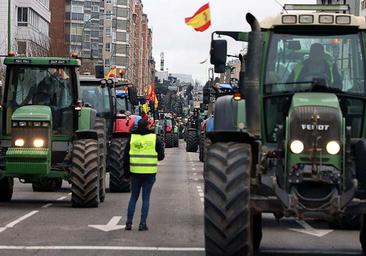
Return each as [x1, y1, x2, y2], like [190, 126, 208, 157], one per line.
[0, 141, 363, 256]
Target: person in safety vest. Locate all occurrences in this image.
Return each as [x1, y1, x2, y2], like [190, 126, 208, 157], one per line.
[125, 119, 164, 231]
[287, 43, 342, 88]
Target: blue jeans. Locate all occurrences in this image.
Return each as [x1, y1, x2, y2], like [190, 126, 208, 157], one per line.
[127, 174, 156, 225]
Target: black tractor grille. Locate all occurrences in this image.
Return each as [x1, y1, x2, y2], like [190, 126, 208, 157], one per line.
[289, 106, 341, 151]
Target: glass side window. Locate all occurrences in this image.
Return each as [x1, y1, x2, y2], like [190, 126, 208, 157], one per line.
[80, 84, 109, 114]
[265, 33, 365, 96]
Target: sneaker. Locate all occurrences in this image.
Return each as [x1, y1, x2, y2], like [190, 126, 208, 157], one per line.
[138, 223, 148, 231]
[125, 223, 132, 231]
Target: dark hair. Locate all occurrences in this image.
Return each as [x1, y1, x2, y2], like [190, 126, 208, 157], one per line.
[138, 119, 149, 130]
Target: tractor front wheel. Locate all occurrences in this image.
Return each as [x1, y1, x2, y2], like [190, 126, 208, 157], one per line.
[204, 142, 253, 256]
[95, 118, 107, 202]
[108, 138, 130, 193]
[0, 177, 13, 202]
[70, 139, 100, 208]
[173, 133, 179, 147]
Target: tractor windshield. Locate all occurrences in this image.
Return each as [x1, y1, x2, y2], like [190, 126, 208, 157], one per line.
[264, 32, 365, 96]
[80, 83, 110, 115]
[7, 66, 73, 108]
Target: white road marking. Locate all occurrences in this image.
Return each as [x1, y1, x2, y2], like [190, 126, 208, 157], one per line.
[0, 211, 39, 233]
[41, 203, 53, 209]
[289, 220, 333, 237]
[198, 192, 204, 197]
[193, 173, 197, 175]
[193, 178, 199, 181]
[192, 168, 196, 171]
[196, 186, 202, 189]
[0, 246, 205, 251]
[88, 216, 125, 232]
[56, 196, 67, 201]
[200, 198, 204, 203]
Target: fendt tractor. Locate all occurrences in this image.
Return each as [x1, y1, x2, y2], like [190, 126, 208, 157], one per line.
[205, 4, 366, 255]
[0, 56, 106, 208]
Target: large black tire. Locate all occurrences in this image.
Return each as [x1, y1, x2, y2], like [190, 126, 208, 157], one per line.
[108, 138, 130, 193]
[95, 118, 107, 203]
[204, 142, 254, 256]
[173, 133, 179, 147]
[70, 139, 100, 208]
[32, 178, 62, 192]
[199, 135, 204, 162]
[204, 137, 212, 162]
[0, 177, 13, 202]
[361, 214, 366, 255]
[186, 130, 199, 152]
[165, 133, 173, 148]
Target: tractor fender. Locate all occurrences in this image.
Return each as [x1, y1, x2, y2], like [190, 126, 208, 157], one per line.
[74, 130, 98, 141]
[212, 95, 246, 132]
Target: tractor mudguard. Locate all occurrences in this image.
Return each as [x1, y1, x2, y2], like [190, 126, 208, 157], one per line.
[212, 95, 246, 132]
[74, 130, 98, 141]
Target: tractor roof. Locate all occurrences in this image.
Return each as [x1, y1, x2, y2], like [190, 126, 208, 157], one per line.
[4, 57, 81, 66]
[260, 12, 366, 30]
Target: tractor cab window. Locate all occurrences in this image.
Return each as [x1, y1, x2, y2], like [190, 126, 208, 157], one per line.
[264, 32, 366, 142]
[80, 83, 110, 115]
[116, 90, 131, 113]
[6, 66, 74, 135]
[265, 32, 365, 95]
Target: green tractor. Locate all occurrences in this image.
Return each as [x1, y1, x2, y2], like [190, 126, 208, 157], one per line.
[205, 4, 366, 255]
[0, 57, 106, 207]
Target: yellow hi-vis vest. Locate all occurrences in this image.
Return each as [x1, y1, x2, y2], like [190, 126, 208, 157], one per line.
[129, 134, 158, 174]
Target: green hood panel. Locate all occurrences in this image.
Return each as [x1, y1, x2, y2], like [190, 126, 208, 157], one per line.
[12, 106, 52, 121]
[291, 93, 340, 109]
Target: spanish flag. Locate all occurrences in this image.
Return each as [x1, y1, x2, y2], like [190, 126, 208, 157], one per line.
[185, 3, 211, 32]
[105, 66, 117, 79]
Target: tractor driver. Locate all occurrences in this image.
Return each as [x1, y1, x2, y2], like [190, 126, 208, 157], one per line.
[287, 43, 342, 89]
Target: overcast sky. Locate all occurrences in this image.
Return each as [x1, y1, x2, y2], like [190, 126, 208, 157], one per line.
[143, 0, 316, 84]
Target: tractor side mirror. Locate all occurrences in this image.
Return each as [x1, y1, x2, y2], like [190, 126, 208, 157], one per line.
[210, 39, 227, 73]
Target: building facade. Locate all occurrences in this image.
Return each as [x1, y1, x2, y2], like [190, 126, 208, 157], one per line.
[0, 0, 51, 56]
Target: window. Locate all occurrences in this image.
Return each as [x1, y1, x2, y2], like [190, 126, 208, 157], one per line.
[17, 7, 28, 26]
[116, 7, 128, 17]
[106, 28, 111, 36]
[105, 43, 111, 52]
[105, 59, 110, 67]
[17, 41, 27, 55]
[105, 10, 112, 19]
[71, 4, 84, 13]
[92, 5, 99, 12]
[84, 13, 91, 22]
[116, 32, 127, 42]
[117, 0, 128, 5]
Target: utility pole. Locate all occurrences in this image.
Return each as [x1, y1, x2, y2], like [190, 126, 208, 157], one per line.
[7, 0, 11, 53]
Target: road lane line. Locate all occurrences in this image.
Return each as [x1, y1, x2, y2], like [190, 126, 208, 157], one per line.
[196, 186, 202, 189]
[198, 192, 204, 197]
[192, 168, 196, 170]
[0, 210, 40, 233]
[194, 178, 199, 181]
[41, 203, 53, 209]
[193, 173, 197, 175]
[0, 246, 205, 251]
[200, 198, 204, 203]
[56, 196, 67, 201]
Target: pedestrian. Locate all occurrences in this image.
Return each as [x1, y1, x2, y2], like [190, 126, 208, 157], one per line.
[125, 119, 164, 231]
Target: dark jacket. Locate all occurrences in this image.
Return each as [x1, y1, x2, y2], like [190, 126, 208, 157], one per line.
[124, 128, 165, 177]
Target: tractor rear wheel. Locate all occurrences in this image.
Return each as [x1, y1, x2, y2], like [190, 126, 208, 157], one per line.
[32, 178, 62, 192]
[108, 138, 130, 193]
[70, 139, 100, 208]
[165, 133, 173, 148]
[173, 133, 179, 147]
[0, 177, 13, 202]
[95, 118, 107, 202]
[361, 214, 366, 255]
[186, 130, 198, 152]
[204, 142, 253, 256]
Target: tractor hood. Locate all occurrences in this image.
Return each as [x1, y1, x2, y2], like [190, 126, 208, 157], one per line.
[12, 106, 52, 122]
[291, 93, 340, 109]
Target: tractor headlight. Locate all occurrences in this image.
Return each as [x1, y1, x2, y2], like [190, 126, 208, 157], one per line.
[33, 139, 45, 148]
[42, 122, 50, 127]
[12, 122, 18, 127]
[326, 141, 340, 155]
[19, 121, 27, 127]
[15, 139, 25, 147]
[290, 140, 304, 154]
[33, 122, 41, 127]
